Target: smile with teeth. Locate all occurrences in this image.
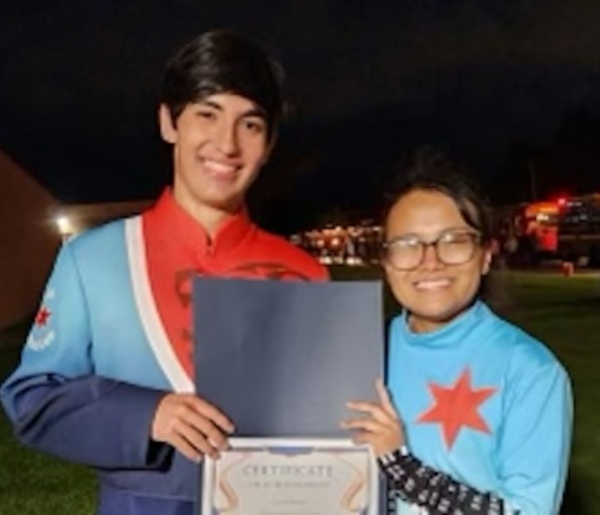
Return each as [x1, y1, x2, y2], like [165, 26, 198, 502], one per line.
[202, 158, 240, 177]
[414, 278, 452, 290]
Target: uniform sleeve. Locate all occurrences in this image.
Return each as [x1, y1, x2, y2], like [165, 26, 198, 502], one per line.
[379, 449, 511, 514]
[495, 360, 572, 514]
[0, 242, 172, 470]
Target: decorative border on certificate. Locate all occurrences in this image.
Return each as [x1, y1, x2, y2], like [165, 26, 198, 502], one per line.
[201, 437, 379, 515]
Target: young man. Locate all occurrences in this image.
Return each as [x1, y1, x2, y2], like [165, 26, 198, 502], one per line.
[1, 30, 327, 515]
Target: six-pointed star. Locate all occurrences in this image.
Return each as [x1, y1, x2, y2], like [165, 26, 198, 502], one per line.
[418, 367, 496, 448]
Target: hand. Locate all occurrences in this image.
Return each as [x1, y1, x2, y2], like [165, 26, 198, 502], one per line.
[340, 378, 405, 457]
[151, 393, 235, 462]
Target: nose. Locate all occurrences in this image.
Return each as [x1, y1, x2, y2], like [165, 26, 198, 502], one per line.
[214, 121, 240, 156]
[421, 243, 444, 269]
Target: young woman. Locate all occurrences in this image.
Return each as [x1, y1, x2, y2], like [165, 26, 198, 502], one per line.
[343, 166, 572, 514]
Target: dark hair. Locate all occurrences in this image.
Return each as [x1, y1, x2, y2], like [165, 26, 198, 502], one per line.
[160, 30, 285, 142]
[383, 149, 493, 243]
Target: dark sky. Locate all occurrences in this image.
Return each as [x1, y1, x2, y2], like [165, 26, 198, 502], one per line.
[2, 0, 600, 229]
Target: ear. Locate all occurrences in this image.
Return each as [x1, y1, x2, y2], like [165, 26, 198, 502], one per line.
[159, 104, 177, 144]
[481, 247, 493, 276]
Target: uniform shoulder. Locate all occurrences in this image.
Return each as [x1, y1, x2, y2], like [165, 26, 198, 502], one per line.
[65, 215, 134, 256]
[486, 308, 565, 371]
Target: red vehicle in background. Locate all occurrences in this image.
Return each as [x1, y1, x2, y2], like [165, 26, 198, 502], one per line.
[494, 200, 560, 265]
[557, 193, 600, 267]
[495, 194, 600, 267]
[522, 201, 560, 256]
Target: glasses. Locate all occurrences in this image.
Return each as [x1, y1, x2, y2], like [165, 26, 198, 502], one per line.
[382, 230, 482, 271]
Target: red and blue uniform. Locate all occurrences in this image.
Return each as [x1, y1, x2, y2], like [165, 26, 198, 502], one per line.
[1, 189, 327, 515]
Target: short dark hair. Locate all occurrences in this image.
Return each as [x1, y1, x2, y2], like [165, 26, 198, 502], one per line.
[384, 148, 493, 242]
[160, 30, 285, 141]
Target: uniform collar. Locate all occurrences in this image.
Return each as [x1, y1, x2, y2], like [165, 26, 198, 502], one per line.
[145, 188, 255, 255]
[400, 300, 487, 348]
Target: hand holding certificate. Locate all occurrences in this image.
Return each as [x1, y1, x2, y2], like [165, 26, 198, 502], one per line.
[342, 378, 405, 457]
[192, 278, 385, 513]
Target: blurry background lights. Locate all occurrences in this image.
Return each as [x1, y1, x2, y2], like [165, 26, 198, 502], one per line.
[55, 215, 71, 237]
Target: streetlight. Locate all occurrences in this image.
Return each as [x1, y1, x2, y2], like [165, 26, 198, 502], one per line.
[55, 215, 72, 240]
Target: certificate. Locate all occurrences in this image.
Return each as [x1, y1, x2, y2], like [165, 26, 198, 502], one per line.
[193, 279, 384, 438]
[201, 437, 379, 515]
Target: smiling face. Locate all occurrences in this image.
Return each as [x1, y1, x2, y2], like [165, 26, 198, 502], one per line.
[160, 92, 271, 225]
[383, 188, 492, 333]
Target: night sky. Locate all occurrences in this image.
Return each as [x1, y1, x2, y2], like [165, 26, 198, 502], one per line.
[2, 0, 600, 231]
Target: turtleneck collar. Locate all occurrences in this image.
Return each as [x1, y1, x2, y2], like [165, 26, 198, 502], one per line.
[399, 300, 489, 348]
[145, 188, 256, 256]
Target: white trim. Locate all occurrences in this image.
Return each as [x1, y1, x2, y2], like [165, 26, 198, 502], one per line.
[125, 217, 194, 393]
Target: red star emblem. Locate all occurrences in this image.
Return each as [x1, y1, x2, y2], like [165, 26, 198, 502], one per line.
[35, 306, 52, 327]
[417, 367, 496, 448]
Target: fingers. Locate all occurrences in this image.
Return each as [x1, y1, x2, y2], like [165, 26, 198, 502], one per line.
[346, 379, 398, 422]
[180, 406, 230, 451]
[351, 431, 376, 446]
[342, 381, 405, 457]
[168, 431, 204, 463]
[346, 401, 395, 426]
[340, 416, 402, 457]
[189, 396, 235, 434]
[340, 417, 387, 434]
[152, 393, 235, 462]
[376, 378, 399, 420]
[176, 419, 220, 460]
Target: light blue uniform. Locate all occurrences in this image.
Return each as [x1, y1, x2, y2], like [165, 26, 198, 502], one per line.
[387, 301, 572, 514]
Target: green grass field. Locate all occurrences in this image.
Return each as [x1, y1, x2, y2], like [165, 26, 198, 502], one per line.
[0, 333, 96, 514]
[0, 269, 599, 514]
[492, 271, 600, 515]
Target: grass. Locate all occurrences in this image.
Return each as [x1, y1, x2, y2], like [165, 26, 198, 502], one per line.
[1, 269, 599, 513]
[0, 326, 96, 515]
[491, 271, 600, 514]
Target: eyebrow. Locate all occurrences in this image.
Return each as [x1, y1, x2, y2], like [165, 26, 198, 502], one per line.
[198, 99, 266, 120]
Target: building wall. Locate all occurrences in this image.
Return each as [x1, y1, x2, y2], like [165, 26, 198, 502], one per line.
[0, 150, 155, 332]
[0, 150, 60, 331]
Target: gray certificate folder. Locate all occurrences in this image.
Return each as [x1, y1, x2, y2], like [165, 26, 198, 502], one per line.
[192, 278, 384, 437]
